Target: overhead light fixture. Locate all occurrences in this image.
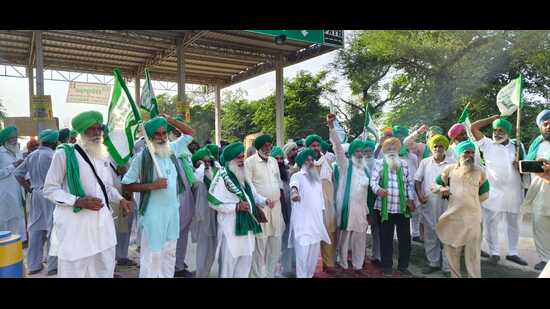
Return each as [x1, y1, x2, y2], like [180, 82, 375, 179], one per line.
[274, 35, 287, 45]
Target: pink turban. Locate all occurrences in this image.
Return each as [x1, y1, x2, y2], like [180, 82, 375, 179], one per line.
[447, 123, 466, 139]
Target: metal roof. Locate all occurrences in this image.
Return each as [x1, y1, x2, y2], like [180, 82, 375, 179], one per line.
[0, 30, 337, 87]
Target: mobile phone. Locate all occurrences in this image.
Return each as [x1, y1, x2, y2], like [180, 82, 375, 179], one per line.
[519, 160, 545, 174]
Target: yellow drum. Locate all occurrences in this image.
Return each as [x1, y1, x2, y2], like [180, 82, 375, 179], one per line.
[0, 231, 24, 278]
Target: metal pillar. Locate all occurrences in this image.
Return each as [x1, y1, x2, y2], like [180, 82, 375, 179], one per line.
[275, 63, 284, 147]
[35, 31, 44, 96]
[214, 85, 222, 145]
[176, 38, 186, 118]
[134, 77, 141, 106]
[27, 66, 34, 106]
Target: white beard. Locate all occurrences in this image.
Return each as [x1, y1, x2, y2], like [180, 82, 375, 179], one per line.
[152, 141, 171, 158]
[303, 165, 320, 184]
[364, 157, 375, 172]
[4, 142, 20, 156]
[228, 160, 245, 187]
[79, 135, 107, 160]
[351, 156, 365, 170]
[493, 133, 508, 144]
[384, 153, 401, 171]
[459, 156, 475, 172]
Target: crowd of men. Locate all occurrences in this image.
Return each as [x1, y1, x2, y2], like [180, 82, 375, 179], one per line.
[0, 108, 549, 278]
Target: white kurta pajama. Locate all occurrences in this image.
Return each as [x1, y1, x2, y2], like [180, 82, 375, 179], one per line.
[0, 146, 26, 242]
[329, 128, 369, 270]
[208, 167, 267, 278]
[245, 153, 285, 278]
[477, 137, 524, 256]
[44, 144, 124, 278]
[522, 140, 550, 263]
[288, 169, 331, 278]
[414, 156, 454, 271]
[401, 152, 420, 238]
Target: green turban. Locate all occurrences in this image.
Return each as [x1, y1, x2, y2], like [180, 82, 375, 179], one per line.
[58, 128, 71, 143]
[70, 129, 78, 137]
[39, 129, 59, 144]
[305, 134, 323, 147]
[392, 125, 409, 139]
[270, 146, 284, 158]
[454, 140, 476, 157]
[347, 139, 365, 157]
[72, 111, 103, 134]
[427, 134, 450, 151]
[221, 142, 244, 166]
[492, 118, 513, 136]
[253, 134, 273, 150]
[144, 116, 168, 138]
[0, 126, 18, 145]
[295, 147, 316, 168]
[321, 140, 331, 152]
[364, 139, 376, 151]
[295, 138, 305, 147]
[206, 144, 219, 160]
[167, 115, 184, 133]
[192, 147, 212, 165]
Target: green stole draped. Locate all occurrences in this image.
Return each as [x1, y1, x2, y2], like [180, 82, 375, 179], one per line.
[58, 144, 86, 213]
[339, 160, 354, 230]
[399, 146, 409, 157]
[526, 135, 544, 160]
[179, 153, 196, 185]
[139, 147, 185, 216]
[224, 169, 262, 236]
[379, 160, 408, 222]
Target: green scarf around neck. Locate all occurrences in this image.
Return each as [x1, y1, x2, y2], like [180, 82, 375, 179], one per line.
[379, 160, 408, 222]
[179, 153, 196, 185]
[339, 159, 354, 230]
[225, 169, 262, 236]
[526, 135, 544, 160]
[58, 144, 86, 213]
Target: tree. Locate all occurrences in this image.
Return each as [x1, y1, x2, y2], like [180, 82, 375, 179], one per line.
[220, 89, 260, 143]
[334, 30, 550, 145]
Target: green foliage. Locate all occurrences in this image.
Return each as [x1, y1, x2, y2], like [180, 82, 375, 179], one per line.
[334, 30, 550, 146]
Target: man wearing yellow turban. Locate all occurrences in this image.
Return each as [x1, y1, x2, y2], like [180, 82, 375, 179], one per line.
[413, 134, 454, 276]
[471, 115, 528, 266]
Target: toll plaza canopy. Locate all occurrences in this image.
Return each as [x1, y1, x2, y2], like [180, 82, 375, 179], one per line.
[0, 30, 344, 145]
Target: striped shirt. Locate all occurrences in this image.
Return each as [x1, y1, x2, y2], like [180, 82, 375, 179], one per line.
[370, 159, 416, 214]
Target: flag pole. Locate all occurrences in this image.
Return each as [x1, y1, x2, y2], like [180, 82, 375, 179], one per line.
[515, 74, 523, 160]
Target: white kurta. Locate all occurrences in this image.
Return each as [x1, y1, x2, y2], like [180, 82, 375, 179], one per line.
[329, 128, 370, 233]
[0, 146, 25, 232]
[288, 170, 331, 247]
[44, 144, 124, 262]
[477, 137, 523, 213]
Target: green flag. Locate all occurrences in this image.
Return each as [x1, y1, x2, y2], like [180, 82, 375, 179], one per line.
[139, 68, 159, 118]
[496, 74, 524, 117]
[361, 103, 379, 143]
[103, 68, 142, 166]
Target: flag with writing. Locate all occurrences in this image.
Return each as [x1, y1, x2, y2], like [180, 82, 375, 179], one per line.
[139, 68, 159, 118]
[103, 68, 142, 166]
[496, 74, 524, 117]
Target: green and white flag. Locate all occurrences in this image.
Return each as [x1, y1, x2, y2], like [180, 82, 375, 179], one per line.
[103, 68, 142, 166]
[360, 103, 379, 143]
[457, 105, 474, 141]
[329, 102, 347, 144]
[496, 74, 524, 117]
[139, 68, 159, 118]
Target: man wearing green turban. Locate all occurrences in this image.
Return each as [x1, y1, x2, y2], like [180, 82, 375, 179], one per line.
[522, 110, 550, 271]
[471, 114, 528, 266]
[328, 114, 372, 273]
[305, 133, 337, 273]
[43, 111, 132, 277]
[14, 129, 59, 275]
[121, 114, 196, 278]
[434, 139, 490, 278]
[189, 146, 219, 278]
[58, 128, 71, 144]
[413, 133, 453, 275]
[208, 142, 271, 278]
[206, 144, 220, 163]
[0, 124, 27, 247]
[245, 134, 284, 278]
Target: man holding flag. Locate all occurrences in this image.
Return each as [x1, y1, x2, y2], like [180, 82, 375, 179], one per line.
[121, 115, 194, 278]
[470, 115, 528, 266]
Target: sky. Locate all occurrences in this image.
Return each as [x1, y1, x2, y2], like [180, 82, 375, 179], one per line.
[0, 50, 350, 129]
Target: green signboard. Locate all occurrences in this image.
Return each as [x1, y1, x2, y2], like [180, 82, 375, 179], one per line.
[247, 30, 325, 45]
[323, 30, 344, 47]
